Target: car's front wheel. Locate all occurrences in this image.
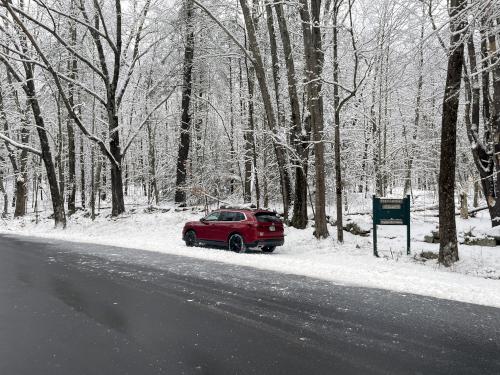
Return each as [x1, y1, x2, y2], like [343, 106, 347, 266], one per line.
[184, 230, 197, 247]
[228, 234, 246, 253]
[262, 246, 276, 253]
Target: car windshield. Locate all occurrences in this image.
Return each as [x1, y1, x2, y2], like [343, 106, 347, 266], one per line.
[255, 212, 281, 223]
[203, 212, 220, 221]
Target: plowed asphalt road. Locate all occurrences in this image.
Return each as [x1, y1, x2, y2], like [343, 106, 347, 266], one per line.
[0, 234, 499, 374]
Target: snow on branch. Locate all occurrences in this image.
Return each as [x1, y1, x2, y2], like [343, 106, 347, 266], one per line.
[0, 133, 41, 156]
[191, 0, 255, 64]
[121, 87, 177, 156]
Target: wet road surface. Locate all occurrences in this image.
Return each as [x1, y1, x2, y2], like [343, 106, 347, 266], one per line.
[0, 234, 499, 374]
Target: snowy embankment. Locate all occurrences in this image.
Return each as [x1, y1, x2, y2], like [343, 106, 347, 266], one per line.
[1, 206, 500, 308]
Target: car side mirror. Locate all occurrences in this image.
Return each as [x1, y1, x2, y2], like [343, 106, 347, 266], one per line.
[200, 218, 208, 224]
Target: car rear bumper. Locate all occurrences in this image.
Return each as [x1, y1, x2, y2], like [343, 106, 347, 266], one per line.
[246, 238, 284, 248]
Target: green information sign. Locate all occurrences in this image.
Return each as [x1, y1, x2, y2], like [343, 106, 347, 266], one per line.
[372, 195, 411, 257]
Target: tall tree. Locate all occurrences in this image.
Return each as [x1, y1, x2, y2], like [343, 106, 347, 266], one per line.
[403, 2, 425, 197]
[274, 0, 309, 229]
[175, 0, 195, 204]
[299, 0, 329, 238]
[0, 154, 7, 217]
[265, 2, 291, 221]
[0, 82, 29, 217]
[238, 0, 291, 217]
[438, 0, 467, 266]
[66, 0, 78, 215]
[329, 0, 362, 242]
[0, 0, 66, 227]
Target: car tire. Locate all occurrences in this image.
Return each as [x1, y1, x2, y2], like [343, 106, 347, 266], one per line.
[228, 234, 246, 253]
[185, 230, 197, 247]
[262, 246, 276, 253]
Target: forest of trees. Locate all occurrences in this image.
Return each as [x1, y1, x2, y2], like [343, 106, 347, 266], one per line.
[0, 0, 498, 266]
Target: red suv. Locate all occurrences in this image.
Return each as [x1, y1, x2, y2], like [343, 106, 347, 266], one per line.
[182, 208, 284, 253]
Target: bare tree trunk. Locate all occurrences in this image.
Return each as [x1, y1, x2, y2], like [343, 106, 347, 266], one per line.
[404, 3, 425, 197]
[27, 74, 66, 227]
[239, 0, 290, 216]
[241, 57, 253, 204]
[332, 3, 342, 242]
[0, 1, 65, 226]
[370, 54, 381, 196]
[0, 155, 7, 217]
[0, 82, 29, 217]
[274, 0, 308, 229]
[90, 86, 97, 219]
[460, 192, 468, 219]
[66, 6, 77, 215]
[107, 111, 125, 216]
[299, 0, 329, 238]
[438, 0, 466, 266]
[473, 180, 480, 208]
[228, 59, 236, 195]
[490, 19, 500, 223]
[175, 0, 195, 204]
[147, 122, 159, 205]
[90, 148, 96, 219]
[56, 94, 65, 203]
[463, 16, 500, 226]
[265, 3, 291, 222]
[80, 135, 86, 209]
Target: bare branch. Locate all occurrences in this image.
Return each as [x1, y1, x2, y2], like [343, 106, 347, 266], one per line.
[191, 0, 255, 64]
[121, 87, 177, 156]
[0, 132, 41, 156]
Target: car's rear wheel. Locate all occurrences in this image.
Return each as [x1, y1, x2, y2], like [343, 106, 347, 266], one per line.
[229, 234, 246, 253]
[262, 246, 276, 253]
[185, 230, 197, 247]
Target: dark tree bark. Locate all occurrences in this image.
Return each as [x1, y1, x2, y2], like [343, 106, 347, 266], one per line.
[147, 122, 159, 205]
[66, 4, 78, 215]
[0, 155, 7, 217]
[465, 17, 500, 226]
[55, 93, 65, 204]
[299, 0, 329, 238]
[241, 56, 254, 204]
[0, 77, 29, 217]
[239, 0, 291, 216]
[80, 135, 86, 208]
[332, 2, 343, 242]
[26, 71, 67, 227]
[0, 0, 66, 227]
[438, 0, 467, 266]
[274, 0, 309, 229]
[107, 112, 125, 216]
[175, 0, 195, 204]
[244, 55, 261, 206]
[265, 3, 291, 222]
[404, 3, 425, 197]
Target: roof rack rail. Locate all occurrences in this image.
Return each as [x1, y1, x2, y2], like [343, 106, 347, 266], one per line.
[219, 204, 257, 210]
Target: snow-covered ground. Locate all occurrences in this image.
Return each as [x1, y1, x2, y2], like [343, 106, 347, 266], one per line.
[1, 196, 500, 308]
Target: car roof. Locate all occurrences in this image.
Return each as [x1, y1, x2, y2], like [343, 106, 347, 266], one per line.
[215, 207, 276, 214]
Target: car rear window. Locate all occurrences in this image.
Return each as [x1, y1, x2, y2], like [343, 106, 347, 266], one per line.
[255, 212, 281, 223]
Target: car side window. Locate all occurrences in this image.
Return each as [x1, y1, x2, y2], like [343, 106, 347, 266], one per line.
[204, 212, 220, 221]
[220, 212, 236, 221]
[220, 212, 245, 221]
